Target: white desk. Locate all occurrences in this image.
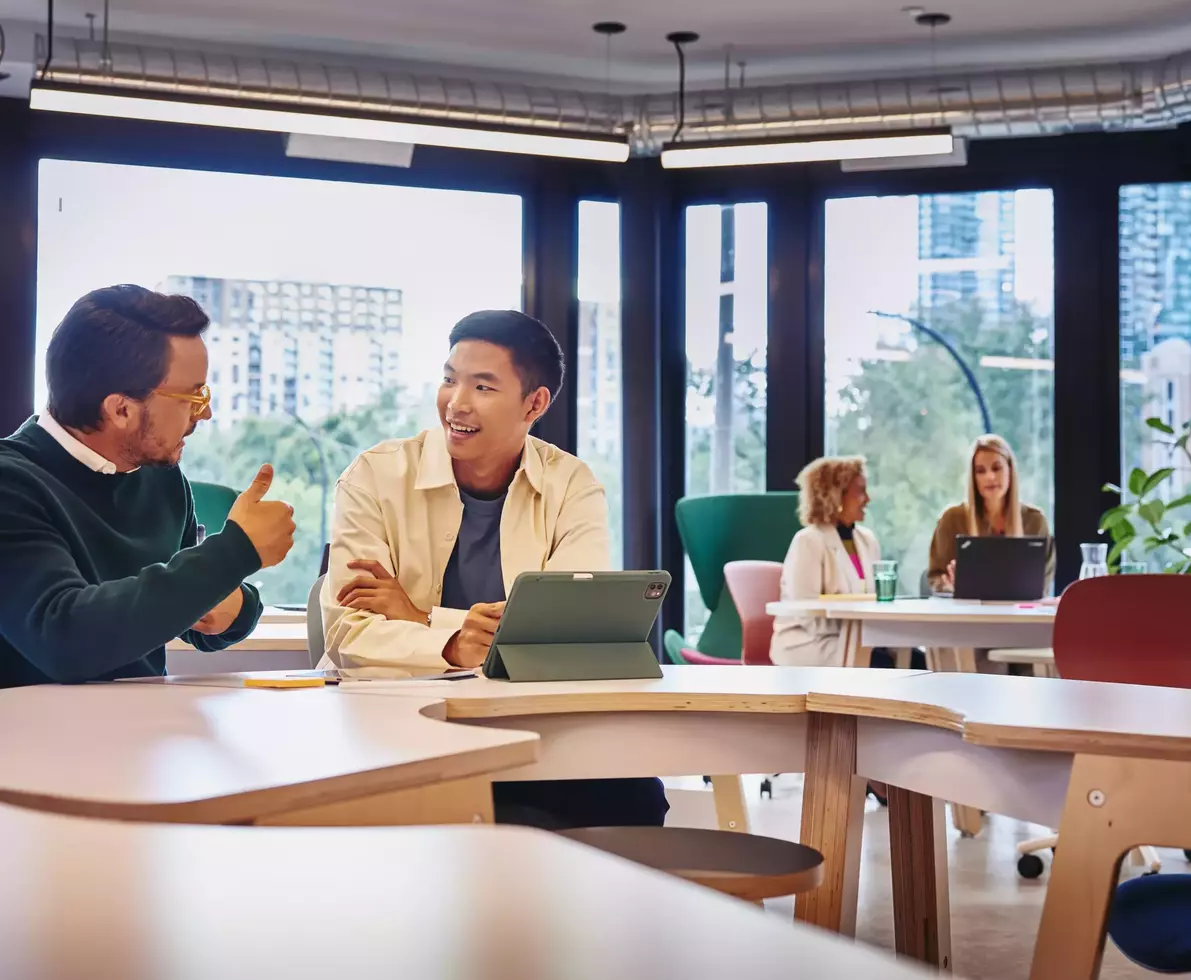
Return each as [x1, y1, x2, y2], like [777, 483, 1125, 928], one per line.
[767, 597, 1056, 649]
[9, 666, 1191, 978]
[0, 682, 535, 825]
[166, 621, 310, 674]
[0, 804, 939, 980]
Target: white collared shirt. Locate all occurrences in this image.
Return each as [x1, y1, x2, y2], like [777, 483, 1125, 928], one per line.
[37, 413, 121, 475]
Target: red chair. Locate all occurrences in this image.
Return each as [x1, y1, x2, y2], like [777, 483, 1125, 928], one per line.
[1017, 574, 1191, 878]
[1052, 575, 1191, 687]
[723, 561, 782, 666]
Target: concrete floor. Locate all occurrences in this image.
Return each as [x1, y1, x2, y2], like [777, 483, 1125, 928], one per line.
[664, 774, 1176, 979]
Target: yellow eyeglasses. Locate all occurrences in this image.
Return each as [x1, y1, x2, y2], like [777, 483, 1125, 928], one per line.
[155, 384, 211, 419]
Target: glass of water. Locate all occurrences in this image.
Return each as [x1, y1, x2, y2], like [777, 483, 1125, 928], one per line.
[872, 559, 899, 602]
[1118, 560, 1147, 575]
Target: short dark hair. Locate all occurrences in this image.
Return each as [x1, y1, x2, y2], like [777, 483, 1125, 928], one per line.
[46, 284, 210, 430]
[448, 310, 564, 399]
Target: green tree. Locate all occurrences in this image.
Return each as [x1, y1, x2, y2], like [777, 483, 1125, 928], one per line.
[683, 350, 767, 635]
[831, 299, 1055, 593]
[182, 386, 428, 604]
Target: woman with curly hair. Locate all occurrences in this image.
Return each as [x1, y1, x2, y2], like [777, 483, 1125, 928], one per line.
[770, 455, 878, 666]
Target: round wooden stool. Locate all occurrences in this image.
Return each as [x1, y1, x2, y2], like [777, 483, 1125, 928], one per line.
[559, 827, 824, 902]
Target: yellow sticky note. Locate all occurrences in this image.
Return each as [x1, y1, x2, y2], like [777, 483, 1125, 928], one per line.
[243, 677, 326, 689]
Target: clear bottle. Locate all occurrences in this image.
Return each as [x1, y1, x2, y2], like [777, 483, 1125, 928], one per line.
[1079, 542, 1109, 580]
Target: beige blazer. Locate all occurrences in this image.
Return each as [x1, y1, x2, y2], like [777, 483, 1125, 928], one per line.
[320, 428, 610, 669]
[769, 523, 880, 667]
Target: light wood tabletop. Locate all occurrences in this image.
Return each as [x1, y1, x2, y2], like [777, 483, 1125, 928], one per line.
[0, 682, 536, 824]
[0, 805, 938, 980]
[338, 664, 929, 717]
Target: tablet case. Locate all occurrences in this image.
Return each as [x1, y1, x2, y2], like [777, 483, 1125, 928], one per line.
[483, 571, 668, 682]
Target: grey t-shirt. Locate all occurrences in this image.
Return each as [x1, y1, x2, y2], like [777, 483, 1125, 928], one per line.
[440, 490, 507, 610]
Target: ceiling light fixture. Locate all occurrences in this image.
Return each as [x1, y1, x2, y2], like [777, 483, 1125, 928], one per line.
[660, 129, 955, 169]
[27, 83, 632, 163]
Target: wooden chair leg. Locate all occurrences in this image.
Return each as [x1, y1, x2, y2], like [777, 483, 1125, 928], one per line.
[888, 787, 953, 971]
[795, 713, 866, 936]
[1031, 753, 1191, 980]
[710, 775, 751, 833]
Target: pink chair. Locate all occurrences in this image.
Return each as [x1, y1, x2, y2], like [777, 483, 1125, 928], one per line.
[724, 560, 782, 666]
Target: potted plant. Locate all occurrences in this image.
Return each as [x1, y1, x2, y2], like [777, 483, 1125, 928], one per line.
[1100, 417, 1191, 572]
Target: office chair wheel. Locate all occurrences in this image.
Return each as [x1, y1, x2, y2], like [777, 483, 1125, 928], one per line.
[702, 775, 712, 786]
[1184, 849, 1191, 862]
[760, 778, 773, 799]
[1017, 854, 1045, 879]
[866, 783, 888, 807]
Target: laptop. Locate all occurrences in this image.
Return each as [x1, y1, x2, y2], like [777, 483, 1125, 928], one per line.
[953, 535, 1048, 602]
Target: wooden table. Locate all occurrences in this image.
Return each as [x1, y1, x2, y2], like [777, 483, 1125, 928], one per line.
[0, 803, 939, 980]
[5, 666, 1189, 979]
[768, 597, 1057, 835]
[166, 621, 310, 674]
[341, 667, 1191, 979]
[0, 681, 535, 826]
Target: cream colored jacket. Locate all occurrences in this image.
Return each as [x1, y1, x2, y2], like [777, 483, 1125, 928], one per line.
[320, 428, 610, 669]
[769, 523, 880, 667]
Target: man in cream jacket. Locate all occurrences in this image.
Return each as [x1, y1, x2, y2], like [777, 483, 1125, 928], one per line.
[321, 309, 668, 829]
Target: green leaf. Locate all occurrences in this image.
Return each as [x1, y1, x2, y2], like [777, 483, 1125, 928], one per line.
[1165, 494, 1191, 511]
[1140, 468, 1177, 497]
[1102, 482, 1123, 495]
[1098, 505, 1132, 531]
[1107, 537, 1133, 565]
[1147, 417, 1176, 435]
[1184, 521, 1191, 538]
[1128, 467, 1147, 496]
[1139, 499, 1167, 526]
[1178, 434, 1190, 451]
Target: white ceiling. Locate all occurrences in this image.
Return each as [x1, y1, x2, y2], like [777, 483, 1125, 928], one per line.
[8, 0, 1191, 88]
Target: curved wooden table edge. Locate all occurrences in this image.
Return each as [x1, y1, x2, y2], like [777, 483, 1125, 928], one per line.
[441, 691, 812, 719]
[0, 701, 540, 825]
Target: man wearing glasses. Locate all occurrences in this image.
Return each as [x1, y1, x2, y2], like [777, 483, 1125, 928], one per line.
[0, 284, 296, 688]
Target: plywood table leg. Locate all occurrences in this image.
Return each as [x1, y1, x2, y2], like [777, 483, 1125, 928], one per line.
[1031, 753, 1191, 980]
[888, 786, 952, 971]
[795, 712, 866, 936]
[254, 775, 495, 827]
[710, 775, 751, 833]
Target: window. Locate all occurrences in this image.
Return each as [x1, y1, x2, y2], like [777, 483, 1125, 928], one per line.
[36, 160, 523, 605]
[1120, 183, 1191, 542]
[683, 203, 768, 637]
[824, 190, 1055, 594]
[575, 201, 623, 568]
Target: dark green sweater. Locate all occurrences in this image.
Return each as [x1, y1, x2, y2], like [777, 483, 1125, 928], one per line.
[0, 418, 263, 688]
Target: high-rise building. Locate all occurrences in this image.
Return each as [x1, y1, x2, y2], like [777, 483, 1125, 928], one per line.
[164, 276, 403, 426]
[916, 192, 1016, 322]
[576, 298, 621, 459]
[1119, 182, 1191, 367]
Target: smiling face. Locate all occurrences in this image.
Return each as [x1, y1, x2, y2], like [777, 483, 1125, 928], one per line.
[839, 472, 870, 526]
[973, 448, 1011, 509]
[436, 339, 550, 467]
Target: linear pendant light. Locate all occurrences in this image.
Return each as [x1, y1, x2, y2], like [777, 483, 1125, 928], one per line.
[660, 130, 954, 169]
[28, 84, 631, 163]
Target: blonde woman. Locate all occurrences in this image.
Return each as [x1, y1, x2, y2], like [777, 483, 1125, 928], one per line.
[928, 434, 1055, 594]
[770, 456, 880, 667]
